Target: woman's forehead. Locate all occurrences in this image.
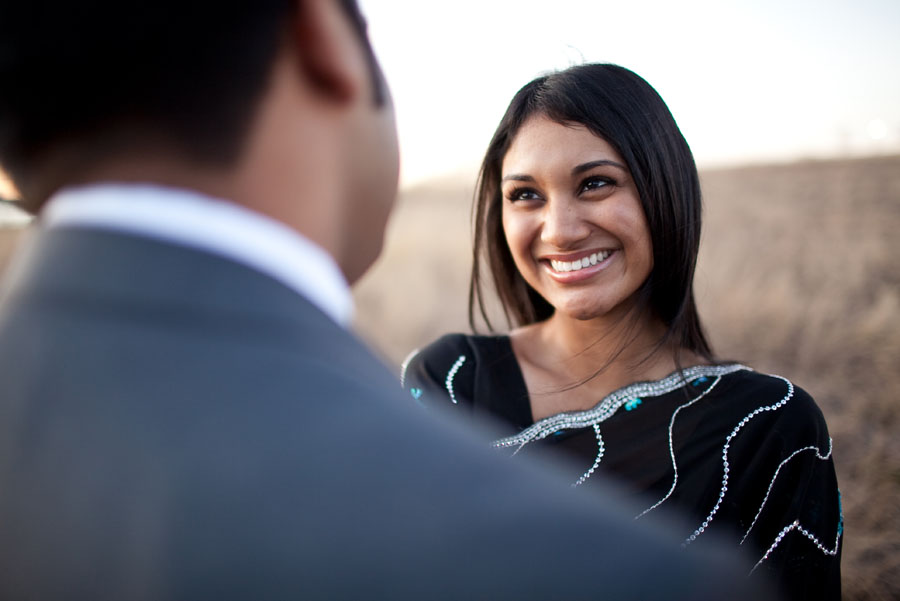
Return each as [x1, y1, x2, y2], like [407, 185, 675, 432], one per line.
[501, 116, 624, 177]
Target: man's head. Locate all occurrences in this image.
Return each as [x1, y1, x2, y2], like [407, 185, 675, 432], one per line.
[0, 0, 399, 282]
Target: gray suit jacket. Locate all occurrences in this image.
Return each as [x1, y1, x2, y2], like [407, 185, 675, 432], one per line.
[0, 226, 770, 600]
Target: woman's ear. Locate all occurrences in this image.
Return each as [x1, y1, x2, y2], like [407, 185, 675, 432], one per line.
[290, 0, 367, 104]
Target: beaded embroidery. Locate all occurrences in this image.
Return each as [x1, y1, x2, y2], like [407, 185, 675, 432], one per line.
[635, 375, 726, 519]
[682, 376, 795, 547]
[399, 348, 420, 389]
[445, 355, 467, 405]
[487, 365, 840, 566]
[572, 424, 605, 487]
[750, 517, 842, 574]
[740, 438, 834, 545]
[837, 491, 844, 536]
[412, 348, 840, 574]
[493, 364, 749, 450]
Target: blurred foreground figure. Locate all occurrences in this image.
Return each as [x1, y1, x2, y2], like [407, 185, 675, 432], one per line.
[0, 1, 770, 599]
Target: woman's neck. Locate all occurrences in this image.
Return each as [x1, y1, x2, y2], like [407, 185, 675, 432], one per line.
[510, 309, 700, 421]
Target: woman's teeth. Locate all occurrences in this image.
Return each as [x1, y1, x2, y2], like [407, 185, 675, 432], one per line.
[549, 251, 611, 273]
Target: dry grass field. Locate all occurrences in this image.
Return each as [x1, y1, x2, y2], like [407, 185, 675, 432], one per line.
[0, 155, 897, 598]
[354, 155, 900, 600]
[0, 223, 24, 274]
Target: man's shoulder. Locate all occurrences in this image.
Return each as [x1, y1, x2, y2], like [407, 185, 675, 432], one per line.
[3, 225, 329, 325]
[0, 224, 397, 396]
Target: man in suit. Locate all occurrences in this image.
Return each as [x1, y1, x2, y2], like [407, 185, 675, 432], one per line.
[0, 1, 770, 599]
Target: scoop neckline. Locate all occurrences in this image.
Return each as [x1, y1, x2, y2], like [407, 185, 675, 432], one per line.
[493, 334, 747, 428]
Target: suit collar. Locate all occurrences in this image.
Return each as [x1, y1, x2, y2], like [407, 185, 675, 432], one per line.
[41, 183, 353, 327]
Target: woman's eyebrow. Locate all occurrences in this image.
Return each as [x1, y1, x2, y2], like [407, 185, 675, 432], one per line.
[572, 159, 627, 174]
[500, 173, 535, 183]
[502, 160, 627, 183]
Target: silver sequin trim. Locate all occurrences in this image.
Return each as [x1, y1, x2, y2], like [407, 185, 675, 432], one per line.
[399, 348, 420, 389]
[572, 424, 605, 487]
[493, 364, 749, 450]
[635, 375, 727, 519]
[682, 375, 794, 548]
[445, 355, 467, 405]
[750, 518, 841, 574]
[486, 360, 840, 567]
[740, 438, 834, 545]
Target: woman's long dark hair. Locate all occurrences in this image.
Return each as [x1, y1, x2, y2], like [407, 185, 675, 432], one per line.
[469, 63, 713, 362]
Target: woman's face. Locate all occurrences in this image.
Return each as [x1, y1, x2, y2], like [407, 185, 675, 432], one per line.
[500, 115, 653, 322]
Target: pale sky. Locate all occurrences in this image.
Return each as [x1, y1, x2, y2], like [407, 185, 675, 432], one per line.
[359, 0, 900, 185]
[2, 1, 898, 200]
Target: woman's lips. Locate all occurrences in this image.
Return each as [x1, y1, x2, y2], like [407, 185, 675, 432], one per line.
[542, 249, 617, 282]
[548, 250, 612, 273]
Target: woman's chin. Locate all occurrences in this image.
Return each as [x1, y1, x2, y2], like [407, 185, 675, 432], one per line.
[554, 302, 611, 322]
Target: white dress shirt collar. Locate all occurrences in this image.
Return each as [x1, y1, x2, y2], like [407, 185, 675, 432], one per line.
[42, 183, 353, 326]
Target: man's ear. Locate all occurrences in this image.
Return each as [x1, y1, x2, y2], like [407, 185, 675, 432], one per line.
[292, 0, 367, 104]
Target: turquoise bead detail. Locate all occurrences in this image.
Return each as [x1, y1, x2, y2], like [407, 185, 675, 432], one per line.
[410, 388, 423, 400]
[837, 490, 844, 536]
[625, 398, 642, 411]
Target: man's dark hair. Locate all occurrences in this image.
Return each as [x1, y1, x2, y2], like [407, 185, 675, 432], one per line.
[470, 63, 713, 362]
[0, 0, 378, 206]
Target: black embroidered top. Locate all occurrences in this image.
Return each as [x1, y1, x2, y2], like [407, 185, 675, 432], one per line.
[403, 333, 843, 600]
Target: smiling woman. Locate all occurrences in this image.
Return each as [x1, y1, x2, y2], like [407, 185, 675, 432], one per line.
[499, 117, 654, 332]
[402, 63, 843, 600]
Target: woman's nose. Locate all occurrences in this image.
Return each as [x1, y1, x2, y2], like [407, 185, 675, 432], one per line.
[540, 198, 590, 248]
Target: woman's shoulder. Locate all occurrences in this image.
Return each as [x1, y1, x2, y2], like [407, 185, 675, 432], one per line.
[400, 332, 513, 408]
[700, 367, 841, 597]
[715, 366, 832, 442]
[404, 333, 476, 365]
[402, 333, 509, 375]
[720, 367, 824, 413]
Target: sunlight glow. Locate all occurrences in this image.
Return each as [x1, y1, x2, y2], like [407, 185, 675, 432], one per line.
[359, 0, 900, 186]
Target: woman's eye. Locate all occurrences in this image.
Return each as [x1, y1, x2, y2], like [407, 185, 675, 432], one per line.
[506, 187, 541, 202]
[581, 176, 614, 193]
